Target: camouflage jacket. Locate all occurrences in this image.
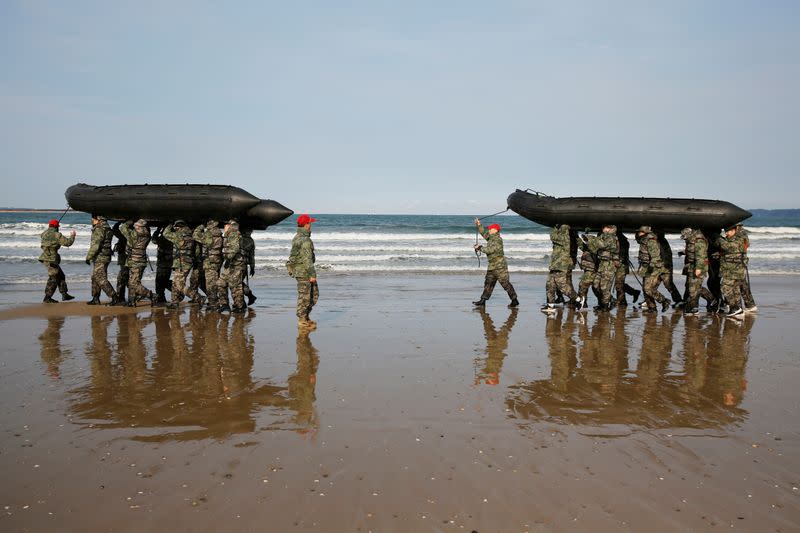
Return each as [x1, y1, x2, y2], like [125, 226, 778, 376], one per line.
[118, 223, 151, 268]
[112, 222, 128, 266]
[587, 231, 619, 273]
[162, 224, 196, 271]
[192, 225, 224, 267]
[86, 220, 113, 264]
[478, 223, 508, 271]
[577, 240, 596, 272]
[548, 224, 573, 272]
[637, 232, 666, 276]
[223, 228, 246, 268]
[241, 234, 255, 272]
[718, 234, 747, 279]
[39, 227, 75, 264]
[657, 235, 674, 269]
[151, 233, 174, 272]
[682, 231, 708, 276]
[287, 227, 316, 280]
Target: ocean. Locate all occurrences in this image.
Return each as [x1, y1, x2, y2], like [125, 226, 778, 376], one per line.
[1, 211, 799, 287]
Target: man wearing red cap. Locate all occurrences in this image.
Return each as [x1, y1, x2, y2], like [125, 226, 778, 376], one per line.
[472, 218, 518, 307]
[38, 219, 77, 303]
[287, 214, 318, 329]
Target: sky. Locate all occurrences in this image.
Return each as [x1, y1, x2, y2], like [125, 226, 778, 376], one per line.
[0, 1, 798, 213]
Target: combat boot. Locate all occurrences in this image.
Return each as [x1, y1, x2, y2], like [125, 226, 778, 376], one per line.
[554, 294, 565, 305]
[631, 289, 641, 304]
[125, 298, 136, 308]
[744, 305, 758, 313]
[218, 304, 231, 312]
[87, 297, 101, 306]
[661, 300, 671, 312]
[43, 296, 58, 304]
[247, 293, 257, 306]
[685, 308, 700, 316]
[62, 293, 75, 301]
[108, 294, 120, 306]
[508, 298, 519, 308]
[726, 306, 744, 318]
[472, 299, 486, 307]
[231, 306, 246, 314]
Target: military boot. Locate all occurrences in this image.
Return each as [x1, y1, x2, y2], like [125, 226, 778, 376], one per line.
[43, 296, 58, 304]
[108, 294, 120, 306]
[125, 298, 136, 308]
[218, 303, 231, 313]
[231, 306, 246, 314]
[508, 298, 519, 308]
[87, 297, 101, 305]
[247, 293, 257, 306]
[62, 293, 75, 301]
[472, 299, 486, 307]
[661, 300, 671, 312]
[631, 289, 641, 304]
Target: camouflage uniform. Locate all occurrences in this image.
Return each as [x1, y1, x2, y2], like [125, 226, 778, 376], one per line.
[118, 221, 153, 304]
[112, 222, 130, 301]
[576, 239, 597, 304]
[163, 223, 199, 305]
[587, 227, 619, 308]
[705, 230, 723, 303]
[717, 231, 747, 311]
[637, 230, 669, 309]
[240, 230, 256, 303]
[187, 242, 206, 302]
[217, 224, 246, 311]
[151, 230, 173, 303]
[476, 223, 517, 303]
[614, 233, 640, 305]
[656, 232, 683, 303]
[736, 226, 756, 310]
[39, 226, 75, 299]
[287, 226, 318, 319]
[546, 224, 577, 303]
[193, 221, 224, 308]
[85, 218, 116, 300]
[680, 229, 714, 311]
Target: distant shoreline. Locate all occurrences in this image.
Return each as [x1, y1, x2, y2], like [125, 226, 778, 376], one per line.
[0, 209, 65, 213]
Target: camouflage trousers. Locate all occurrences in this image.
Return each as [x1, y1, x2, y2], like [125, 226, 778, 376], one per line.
[592, 264, 615, 306]
[614, 269, 639, 304]
[91, 261, 116, 298]
[241, 266, 253, 298]
[721, 276, 744, 309]
[171, 267, 198, 303]
[578, 270, 596, 299]
[217, 265, 244, 309]
[204, 262, 222, 306]
[296, 279, 319, 319]
[127, 266, 151, 300]
[545, 269, 575, 303]
[481, 266, 517, 301]
[116, 265, 130, 300]
[189, 265, 205, 297]
[739, 275, 755, 309]
[155, 269, 171, 299]
[642, 273, 669, 306]
[683, 273, 714, 309]
[43, 262, 68, 298]
[661, 271, 683, 303]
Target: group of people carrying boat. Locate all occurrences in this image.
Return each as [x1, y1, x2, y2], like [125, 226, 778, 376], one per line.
[473, 219, 755, 318]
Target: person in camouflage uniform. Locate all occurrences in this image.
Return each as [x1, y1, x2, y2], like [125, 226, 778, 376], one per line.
[38, 219, 76, 303]
[85, 215, 119, 305]
[472, 219, 518, 308]
[585, 224, 619, 311]
[656, 231, 683, 306]
[542, 223, 578, 311]
[614, 233, 640, 306]
[240, 227, 257, 306]
[193, 219, 224, 309]
[679, 227, 715, 315]
[150, 227, 173, 305]
[636, 226, 671, 312]
[717, 225, 747, 317]
[287, 214, 319, 328]
[217, 220, 247, 313]
[163, 220, 203, 308]
[576, 235, 598, 309]
[111, 221, 130, 302]
[186, 239, 206, 304]
[118, 219, 155, 306]
[736, 224, 757, 312]
[705, 229, 723, 309]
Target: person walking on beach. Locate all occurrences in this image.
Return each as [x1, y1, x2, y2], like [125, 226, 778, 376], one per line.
[541, 223, 578, 311]
[163, 220, 203, 308]
[193, 219, 224, 310]
[678, 228, 715, 315]
[38, 219, 76, 303]
[118, 219, 155, 306]
[576, 234, 598, 310]
[287, 214, 319, 328]
[217, 220, 246, 313]
[240, 227, 257, 306]
[656, 231, 683, 307]
[717, 224, 748, 317]
[615, 233, 640, 307]
[472, 219, 519, 308]
[85, 215, 119, 305]
[151, 226, 173, 305]
[584, 224, 619, 312]
[736, 223, 757, 313]
[112, 221, 130, 303]
[636, 226, 671, 312]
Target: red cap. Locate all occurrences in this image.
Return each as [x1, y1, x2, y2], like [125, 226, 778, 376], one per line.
[48, 219, 60, 228]
[488, 223, 501, 232]
[297, 214, 317, 226]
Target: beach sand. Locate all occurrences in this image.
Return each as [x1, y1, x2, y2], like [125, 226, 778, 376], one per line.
[0, 274, 798, 531]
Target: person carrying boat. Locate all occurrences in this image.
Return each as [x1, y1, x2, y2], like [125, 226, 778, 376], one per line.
[111, 221, 130, 303]
[118, 219, 156, 307]
[38, 219, 76, 303]
[585, 224, 619, 312]
[717, 224, 748, 317]
[472, 219, 519, 308]
[240, 227, 257, 306]
[679, 227, 715, 315]
[150, 226, 173, 305]
[217, 220, 247, 313]
[193, 219, 224, 310]
[84, 215, 119, 305]
[541, 223, 579, 311]
[576, 233, 598, 309]
[656, 231, 683, 306]
[636, 226, 671, 312]
[163, 220, 204, 308]
[736, 224, 757, 313]
[614, 233, 640, 306]
[287, 214, 320, 328]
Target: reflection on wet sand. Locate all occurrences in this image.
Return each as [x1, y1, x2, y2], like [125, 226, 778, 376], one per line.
[39, 316, 70, 379]
[507, 310, 755, 430]
[474, 308, 518, 386]
[54, 310, 320, 441]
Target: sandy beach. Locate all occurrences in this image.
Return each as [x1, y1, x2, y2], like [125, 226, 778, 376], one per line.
[1, 274, 799, 531]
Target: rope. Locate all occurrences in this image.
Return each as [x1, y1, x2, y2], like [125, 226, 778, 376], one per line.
[57, 206, 71, 222]
[473, 208, 510, 268]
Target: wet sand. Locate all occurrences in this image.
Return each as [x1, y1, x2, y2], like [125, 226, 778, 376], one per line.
[1, 274, 799, 531]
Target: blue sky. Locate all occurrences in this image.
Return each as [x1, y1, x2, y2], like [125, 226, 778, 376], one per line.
[1, 1, 797, 213]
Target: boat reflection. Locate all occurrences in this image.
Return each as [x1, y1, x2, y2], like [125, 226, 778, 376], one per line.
[507, 309, 754, 430]
[60, 309, 320, 441]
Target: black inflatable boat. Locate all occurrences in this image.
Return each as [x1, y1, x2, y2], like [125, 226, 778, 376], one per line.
[65, 183, 293, 230]
[507, 189, 751, 232]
